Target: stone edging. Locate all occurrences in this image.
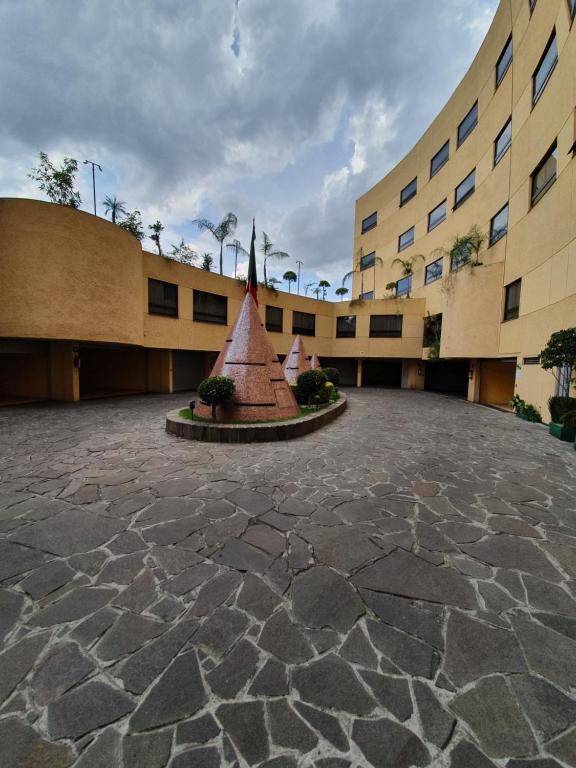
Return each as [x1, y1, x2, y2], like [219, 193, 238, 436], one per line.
[166, 395, 347, 443]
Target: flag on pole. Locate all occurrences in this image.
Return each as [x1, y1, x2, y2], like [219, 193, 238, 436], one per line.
[246, 219, 258, 305]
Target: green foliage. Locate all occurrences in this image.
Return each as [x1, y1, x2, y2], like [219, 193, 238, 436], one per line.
[28, 152, 81, 208]
[391, 254, 424, 277]
[198, 376, 235, 420]
[295, 369, 328, 406]
[448, 225, 486, 269]
[335, 286, 349, 300]
[168, 238, 197, 265]
[540, 329, 576, 379]
[385, 281, 397, 295]
[283, 271, 297, 293]
[148, 220, 164, 256]
[561, 411, 576, 428]
[201, 253, 214, 271]
[318, 279, 331, 300]
[322, 367, 340, 386]
[548, 396, 576, 423]
[261, 232, 289, 287]
[192, 213, 238, 275]
[510, 395, 542, 423]
[427, 340, 440, 360]
[118, 209, 144, 240]
[102, 195, 127, 224]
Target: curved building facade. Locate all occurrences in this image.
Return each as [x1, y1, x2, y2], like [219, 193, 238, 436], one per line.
[354, 0, 576, 415]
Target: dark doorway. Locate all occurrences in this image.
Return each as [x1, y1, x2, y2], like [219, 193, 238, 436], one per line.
[425, 359, 469, 396]
[172, 351, 211, 392]
[363, 359, 402, 388]
[321, 357, 358, 387]
[79, 344, 146, 399]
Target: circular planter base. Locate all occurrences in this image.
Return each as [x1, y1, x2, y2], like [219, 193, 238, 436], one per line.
[166, 395, 347, 443]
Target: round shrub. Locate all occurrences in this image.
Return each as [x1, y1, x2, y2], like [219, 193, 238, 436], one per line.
[198, 376, 235, 421]
[548, 396, 576, 424]
[295, 369, 327, 406]
[322, 367, 340, 386]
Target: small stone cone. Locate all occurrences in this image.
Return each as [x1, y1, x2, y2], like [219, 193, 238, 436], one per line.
[196, 294, 299, 422]
[310, 353, 322, 370]
[283, 335, 311, 385]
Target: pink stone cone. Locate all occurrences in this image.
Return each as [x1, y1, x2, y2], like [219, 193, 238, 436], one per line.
[310, 353, 322, 370]
[196, 294, 299, 421]
[282, 335, 311, 385]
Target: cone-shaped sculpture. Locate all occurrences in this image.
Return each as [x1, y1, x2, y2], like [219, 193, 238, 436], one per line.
[283, 335, 311, 385]
[196, 294, 300, 422]
[310, 353, 322, 370]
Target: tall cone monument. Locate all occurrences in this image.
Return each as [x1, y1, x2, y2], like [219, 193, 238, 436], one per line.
[310, 353, 322, 370]
[283, 335, 311, 385]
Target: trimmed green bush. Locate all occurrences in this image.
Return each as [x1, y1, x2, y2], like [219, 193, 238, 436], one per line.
[548, 396, 576, 424]
[295, 369, 328, 406]
[198, 376, 235, 421]
[322, 367, 340, 386]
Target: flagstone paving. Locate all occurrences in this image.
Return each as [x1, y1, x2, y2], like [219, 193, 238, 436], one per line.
[1, 388, 576, 767]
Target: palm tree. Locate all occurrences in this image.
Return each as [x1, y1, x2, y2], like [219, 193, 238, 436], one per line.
[318, 279, 331, 300]
[391, 254, 425, 276]
[261, 232, 289, 287]
[342, 248, 383, 298]
[226, 239, 248, 278]
[312, 285, 322, 300]
[304, 281, 316, 297]
[335, 286, 349, 301]
[283, 270, 297, 293]
[148, 220, 164, 256]
[191, 212, 238, 275]
[201, 253, 214, 271]
[102, 195, 127, 224]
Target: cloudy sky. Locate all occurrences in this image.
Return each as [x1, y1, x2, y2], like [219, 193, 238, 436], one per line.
[0, 0, 497, 298]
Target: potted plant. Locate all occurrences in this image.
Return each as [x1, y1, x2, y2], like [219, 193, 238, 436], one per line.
[548, 396, 576, 442]
[510, 395, 542, 423]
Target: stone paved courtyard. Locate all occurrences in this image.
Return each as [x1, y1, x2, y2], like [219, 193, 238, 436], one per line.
[1, 389, 576, 768]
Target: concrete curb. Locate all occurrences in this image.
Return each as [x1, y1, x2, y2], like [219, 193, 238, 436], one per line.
[166, 394, 347, 443]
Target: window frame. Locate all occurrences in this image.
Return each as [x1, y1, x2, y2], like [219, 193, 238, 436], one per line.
[457, 101, 478, 147]
[424, 257, 443, 285]
[530, 140, 557, 207]
[336, 315, 356, 339]
[148, 278, 178, 318]
[454, 169, 476, 210]
[360, 251, 376, 271]
[369, 314, 403, 338]
[193, 289, 228, 325]
[399, 177, 417, 207]
[265, 305, 283, 333]
[532, 30, 558, 106]
[495, 36, 513, 88]
[503, 279, 521, 322]
[430, 141, 449, 178]
[494, 117, 512, 166]
[361, 211, 377, 234]
[489, 203, 509, 245]
[292, 310, 316, 337]
[398, 226, 415, 252]
[361, 291, 374, 300]
[428, 200, 447, 232]
[396, 275, 412, 298]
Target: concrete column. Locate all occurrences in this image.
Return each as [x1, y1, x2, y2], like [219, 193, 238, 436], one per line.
[356, 359, 363, 388]
[147, 349, 173, 393]
[49, 341, 80, 402]
[467, 358, 480, 403]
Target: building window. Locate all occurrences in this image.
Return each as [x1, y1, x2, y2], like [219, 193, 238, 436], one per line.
[430, 141, 449, 178]
[490, 204, 509, 245]
[292, 310, 315, 336]
[496, 36, 513, 87]
[425, 257, 443, 285]
[361, 291, 374, 300]
[556, 363, 572, 396]
[451, 243, 471, 271]
[360, 251, 376, 270]
[423, 313, 442, 347]
[533, 31, 557, 105]
[504, 279, 521, 321]
[193, 289, 227, 324]
[370, 315, 403, 338]
[398, 226, 415, 252]
[361, 212, 377, 233]
[569, 0, 576, 21]
[457, 101, 478, 147]
[428, 200, 447, 232]
[400, 178, 417, 206]
[494, 118, 512, 165]
[454, 169, 476, 209]
[396, 276, 412, 297]
[523, 355, 540, 365]
[531, 141, 557, 206]
[336, 315, 356, 338]
[148, 278, 178, 317]
[265, 305, 283, 333]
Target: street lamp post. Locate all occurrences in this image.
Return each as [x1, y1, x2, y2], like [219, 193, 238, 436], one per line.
[83, 160, 102, 215]
[296, 260, 303, 295]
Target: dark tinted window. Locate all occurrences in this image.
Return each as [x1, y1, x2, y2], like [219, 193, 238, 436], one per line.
[360, 251, 376, 270]
[400, 178, 417, 206]
[451, 244, 471, 271]
[428, 200, 447, 231]
[361, 291, 374, 300]
[336, 315, 356, 338]
[490, 204, 509, 244]
[454, 169, 476, 209]
[531, 141, 557, 205]
[425, 258, 443, 284]
[148, 278, 178, 317]
[457, 102, 478, 146]
[396, 276, 412, 297]
[496, 36, 513, 86]
[193, 289, 227, 324]
[533, 32, 557, 105]
[504, 279, 521, 321]
[265, 305, 283, 333]
[370, 315, 403, 338]
[361, 212, 377, 233]
[398, 227, 415, 252]
[292, 311, 315, 336]
[430, 141, 449, 177]
[494, 118, 512, 165]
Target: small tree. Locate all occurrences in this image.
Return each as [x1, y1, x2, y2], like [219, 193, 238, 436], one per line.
[391, 254, 424, 276]
[296, 369, 328, 406]
[540, 328, 576, 397]
[226, 239, 248, 278]
[103, 195, 127, 224]
[445, 225, 487, 270]
[201, 253, 214, 271]
[335, 286, 348, 301]
[261, 233, 289, 287]
[304, 281, 316, 297]
[148, 220, 164, 256]
[28, 152, 81, 208]
[198, 376, 235, 421]
[283, 270, 297, 293]
[119, 209, 144, 240]
[169, 238, 197, 265]
[191, 213, 238, 275]
[318, 279, 331, 300]
[343, 247, 383, 297]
